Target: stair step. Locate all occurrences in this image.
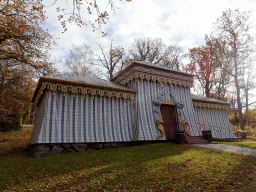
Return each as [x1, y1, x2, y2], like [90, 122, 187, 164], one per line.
[186, 136, 208, 144]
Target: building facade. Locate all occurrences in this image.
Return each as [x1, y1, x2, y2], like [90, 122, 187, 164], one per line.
[28, 61, 236, 157]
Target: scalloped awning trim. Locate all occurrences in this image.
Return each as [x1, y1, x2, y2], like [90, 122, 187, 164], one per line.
[33, 81, 136, 107]
[193, 102, 230, 111]
[114, 66, 194, 88]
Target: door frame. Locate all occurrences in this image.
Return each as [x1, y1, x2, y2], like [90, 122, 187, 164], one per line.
[160, 101, 178, 140]
[161, 101, 176, 106]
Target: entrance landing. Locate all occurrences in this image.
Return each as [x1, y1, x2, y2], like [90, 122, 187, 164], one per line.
[186, 136, 208, 144]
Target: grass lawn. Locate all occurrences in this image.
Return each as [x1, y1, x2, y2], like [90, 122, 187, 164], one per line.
[0, 124, 33, 153]
[213, 141, 256, 149]
[1, 126, 256, 191]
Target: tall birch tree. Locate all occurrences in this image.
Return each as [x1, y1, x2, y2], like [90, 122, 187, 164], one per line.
[212, 9, 255, 139]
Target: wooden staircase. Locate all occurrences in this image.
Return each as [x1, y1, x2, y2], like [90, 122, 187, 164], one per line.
[185, 135, 208, 144]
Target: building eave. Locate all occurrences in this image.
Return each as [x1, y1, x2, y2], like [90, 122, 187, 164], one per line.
[32, 76, 136, 103]
[111, 61, 194, 81]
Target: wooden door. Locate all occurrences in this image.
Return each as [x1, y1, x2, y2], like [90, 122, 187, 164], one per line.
[160, 105, 177, 140]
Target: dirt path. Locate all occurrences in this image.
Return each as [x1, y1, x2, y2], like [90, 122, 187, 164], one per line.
[193, 143, 256, 157]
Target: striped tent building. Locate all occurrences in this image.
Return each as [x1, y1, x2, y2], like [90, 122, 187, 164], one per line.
[28, 61, 236, 157]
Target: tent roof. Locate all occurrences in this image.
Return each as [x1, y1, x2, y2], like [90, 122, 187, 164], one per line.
[32, 75, 136, 103]
[46, 75, 133, 90]
[191, 94, 230, 105]
[111, 61, 194, 81]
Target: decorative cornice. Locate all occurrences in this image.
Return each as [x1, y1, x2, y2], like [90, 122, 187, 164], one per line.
[192, 97, 230, 105]
[112, 61, 194, 81]
[193, 101, 230, 111]
[32, 78, 136, 107]
[114, 66, 194, 88]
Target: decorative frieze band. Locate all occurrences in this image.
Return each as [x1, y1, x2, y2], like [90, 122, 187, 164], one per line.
[120, 72, 193, 88]
[114, 65, 194, 88]
[193, 102, 229, 111]
[33, 81, 136, 107]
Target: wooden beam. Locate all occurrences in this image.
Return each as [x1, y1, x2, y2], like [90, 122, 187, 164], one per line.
[161, 101, 175, 106]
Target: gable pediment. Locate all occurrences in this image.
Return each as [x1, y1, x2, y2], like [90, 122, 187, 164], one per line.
[112, 61, 194, 88]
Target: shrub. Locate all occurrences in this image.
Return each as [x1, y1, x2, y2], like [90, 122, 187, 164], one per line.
[0, 112, 22, 132]
[231, 124, 240, 133]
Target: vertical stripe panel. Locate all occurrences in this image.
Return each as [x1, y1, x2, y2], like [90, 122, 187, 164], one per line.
[83, 94, 86, 142]
[108, 97, 114, 141]
[143, 80, 153, 140]
[110, 97, 116, 141]
[90, 95, 93, 142]
[29, 90, 47, 144]
[137, 80, 147, 140]
[93, 96, 97, 142]
[79, 94, 83, 142]
[124, 99, 131, 140]
[72, 97, 76, 143]
[44, 91, 51, 143]
[102, 97, 106, 142]
[103, 97, 109, 142]
[115, 98, 121, 141]
[67, 92, 72, 143]
[149, 81, 158, 139]
[55, 91, 61, 143]
[118, 99, 124, 141]
[61, 94, 65, 143]
[85, 94, 89, 142]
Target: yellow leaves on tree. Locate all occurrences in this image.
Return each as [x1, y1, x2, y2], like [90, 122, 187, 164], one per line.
[0, 0, 55, 70]
[55, 0, 131, 35]
[0, 0, 56, 130]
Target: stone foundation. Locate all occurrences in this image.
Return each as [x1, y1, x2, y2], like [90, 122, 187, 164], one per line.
[212, 138, 239, 142]
[27, 141, 164, 158]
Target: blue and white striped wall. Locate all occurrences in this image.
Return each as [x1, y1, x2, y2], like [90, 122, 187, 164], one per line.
[129, 79, 202, 141]
[30, 80, 236, 144]
[129, 78, 235, 140]
[194, 107, 236, 139]
[29, 89, 135, 144]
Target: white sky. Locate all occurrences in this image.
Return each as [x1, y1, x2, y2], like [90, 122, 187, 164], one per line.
[42, 0, 256, 71]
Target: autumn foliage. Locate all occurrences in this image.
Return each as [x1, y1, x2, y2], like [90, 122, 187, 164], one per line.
[0, 0, 56, 131]
[56, 0, 132, 35]
[187, 40, 217, 97]
[186, 36, 232, 101]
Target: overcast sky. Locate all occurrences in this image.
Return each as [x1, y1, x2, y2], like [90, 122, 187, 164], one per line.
[42, 0, 256, 71]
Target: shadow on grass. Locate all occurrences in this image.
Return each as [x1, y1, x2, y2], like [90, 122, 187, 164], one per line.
[0, 142, 191, 191]
[2, 143, 256, 191]
[0, 145, 29, 157]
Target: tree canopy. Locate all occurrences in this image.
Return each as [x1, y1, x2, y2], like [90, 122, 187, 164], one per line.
[128, 37, 184, 70]
[63, 44, 96, 77]
[55, 0, 131, 34]
[0, 0, 56, 131]
[186, 37, 232, 100]
[213, 9, 255, 138]
[185, 9, 256, 138]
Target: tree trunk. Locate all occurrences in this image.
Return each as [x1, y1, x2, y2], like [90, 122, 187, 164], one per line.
[109, 41, 113, 80]
[245, 87, 249, 126]
[205, 80, 210, 97]
[236, 80, 245, 139]
[234, 39, 246, 139]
